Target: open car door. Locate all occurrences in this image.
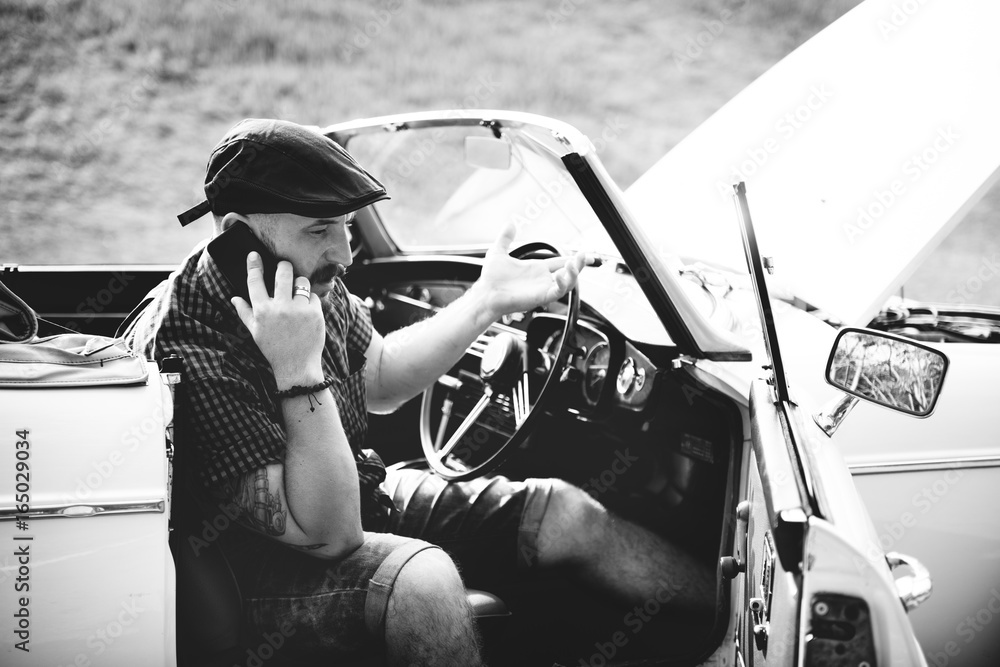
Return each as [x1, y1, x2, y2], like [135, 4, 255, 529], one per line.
[729, 183, 928, 665]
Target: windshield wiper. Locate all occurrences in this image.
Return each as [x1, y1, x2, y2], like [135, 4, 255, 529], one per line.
[872, 305, 1000, 343]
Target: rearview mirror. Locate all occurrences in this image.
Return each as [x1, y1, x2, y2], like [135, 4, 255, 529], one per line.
[464, 135, 511, 170]
[825, 328, 948, 417]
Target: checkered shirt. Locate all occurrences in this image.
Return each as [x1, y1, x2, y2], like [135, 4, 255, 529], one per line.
[128, 242, 392, 527]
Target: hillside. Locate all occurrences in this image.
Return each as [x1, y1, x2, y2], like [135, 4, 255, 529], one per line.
[1, 0, 996, 306]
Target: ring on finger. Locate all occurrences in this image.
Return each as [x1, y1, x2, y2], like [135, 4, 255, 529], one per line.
[293, 284, 311, 299]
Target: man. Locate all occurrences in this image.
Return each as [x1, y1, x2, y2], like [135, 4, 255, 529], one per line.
[130, 118, 713, 665]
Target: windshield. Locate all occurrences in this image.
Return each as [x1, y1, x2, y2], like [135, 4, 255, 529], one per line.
[345, 124, 619, 257]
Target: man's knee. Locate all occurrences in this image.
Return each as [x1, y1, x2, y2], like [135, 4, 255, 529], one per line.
[536, 479, 606, 565]
[385, 547, 483, 664]
[391, 547, 467, 609]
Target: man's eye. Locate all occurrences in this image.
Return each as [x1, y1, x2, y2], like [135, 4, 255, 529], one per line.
[309, 228, 328, 237]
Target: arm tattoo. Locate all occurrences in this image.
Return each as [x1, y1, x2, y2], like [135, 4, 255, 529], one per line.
[226, 467, 287, 536]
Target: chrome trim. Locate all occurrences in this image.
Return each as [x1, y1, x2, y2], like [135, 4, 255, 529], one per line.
[887, 551, 933, 612]
[813, 394, 859, 437]
[384, 292, 437, 312]
[849, 456, 1000, 475]
[0, 499, 165, 520]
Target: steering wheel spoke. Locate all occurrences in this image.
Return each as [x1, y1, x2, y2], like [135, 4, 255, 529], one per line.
[512, 371, 530, 428]
[420, 242, 580, 481]
[435, 389, 493, 461]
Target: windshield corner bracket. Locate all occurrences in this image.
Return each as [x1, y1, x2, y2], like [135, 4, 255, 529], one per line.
[479, 119, 502, 139]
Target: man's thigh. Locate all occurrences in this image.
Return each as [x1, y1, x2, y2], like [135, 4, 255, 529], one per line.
[225, 528, 437, 660]
[382, 469, 555, 591]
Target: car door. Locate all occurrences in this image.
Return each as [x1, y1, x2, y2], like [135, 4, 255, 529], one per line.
[730, 182, 928, 666]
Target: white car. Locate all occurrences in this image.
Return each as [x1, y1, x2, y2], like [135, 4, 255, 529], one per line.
[626, 0, 1000, 664]
[1, 0, 995, 664]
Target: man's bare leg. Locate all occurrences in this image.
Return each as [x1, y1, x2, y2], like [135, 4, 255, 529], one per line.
[385, 548, 485, 666]
[534, 480, 716, 615]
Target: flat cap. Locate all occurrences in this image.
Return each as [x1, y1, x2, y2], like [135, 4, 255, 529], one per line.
[177, 118, 388, 226]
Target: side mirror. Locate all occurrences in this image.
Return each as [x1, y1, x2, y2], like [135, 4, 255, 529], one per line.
[464, 136, 511, 170]
[825, 327, 948, 418]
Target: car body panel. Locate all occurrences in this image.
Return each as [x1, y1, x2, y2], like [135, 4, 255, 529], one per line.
[725, 373, 928, 666]
[0, 371, 173, 666]
[625, 0, 1000, 327]
[851, 466, 1000, 666]
[686, 268, 1000, 666]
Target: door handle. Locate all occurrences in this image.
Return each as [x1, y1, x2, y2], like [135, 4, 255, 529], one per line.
[721, 500, 750, 579]
[886, 551, 932, 612]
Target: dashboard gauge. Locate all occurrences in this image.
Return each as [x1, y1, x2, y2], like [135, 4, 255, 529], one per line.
[582, 341, 610, 405]
[617, 357, 637, 395]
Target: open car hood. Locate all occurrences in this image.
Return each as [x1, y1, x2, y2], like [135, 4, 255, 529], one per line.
[626, 0, 1000, 326]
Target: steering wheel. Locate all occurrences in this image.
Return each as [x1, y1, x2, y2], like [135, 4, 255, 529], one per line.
[419, 243, 580, 481]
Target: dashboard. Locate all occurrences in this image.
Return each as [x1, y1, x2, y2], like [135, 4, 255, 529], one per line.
[362, 277, 663, 420]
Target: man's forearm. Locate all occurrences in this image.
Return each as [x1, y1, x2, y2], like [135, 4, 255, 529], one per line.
[368, 284, 496, 412]
[279, 386, 363, 554]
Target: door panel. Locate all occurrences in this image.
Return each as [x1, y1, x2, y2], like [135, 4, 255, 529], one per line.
[735, 379, 810, 665]
[740, 378, 927, 665]
[743, 447, 802, 665]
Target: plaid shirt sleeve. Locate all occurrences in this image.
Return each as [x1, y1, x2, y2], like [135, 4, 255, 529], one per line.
[338, 279, 373, 356]
[184, 366, 287, 489]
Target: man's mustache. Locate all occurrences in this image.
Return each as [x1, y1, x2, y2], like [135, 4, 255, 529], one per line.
[310, 264, 346, 284]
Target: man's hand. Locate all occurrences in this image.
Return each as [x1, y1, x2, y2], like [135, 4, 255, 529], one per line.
[473, 222, 587, 321]
[363, 223, 589, 411]
[231, 252, 326, 390]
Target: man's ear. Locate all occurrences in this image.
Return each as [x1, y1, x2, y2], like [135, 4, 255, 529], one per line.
[218, 212, 249, 233]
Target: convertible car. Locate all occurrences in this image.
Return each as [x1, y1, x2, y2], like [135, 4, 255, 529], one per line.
[2, 0, 997, 665]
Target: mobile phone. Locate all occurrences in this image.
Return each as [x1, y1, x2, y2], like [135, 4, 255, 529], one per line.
[207, 221, 280, 302]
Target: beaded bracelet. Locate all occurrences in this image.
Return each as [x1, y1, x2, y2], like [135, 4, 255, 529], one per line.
[275, 376, 336, 411]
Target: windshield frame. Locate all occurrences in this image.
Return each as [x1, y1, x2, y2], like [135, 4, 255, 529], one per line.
[325, 109, 750, 361]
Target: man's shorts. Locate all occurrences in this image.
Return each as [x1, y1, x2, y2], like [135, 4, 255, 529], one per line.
[218, 468, 554, 660]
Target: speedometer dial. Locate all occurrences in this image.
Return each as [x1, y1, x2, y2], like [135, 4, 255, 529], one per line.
[582, 341, 610, 406]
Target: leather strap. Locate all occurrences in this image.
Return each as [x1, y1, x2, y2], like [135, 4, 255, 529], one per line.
[0, 278, 38, 343]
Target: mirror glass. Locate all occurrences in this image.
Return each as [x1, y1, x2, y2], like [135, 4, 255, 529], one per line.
[464, 135, 512, 170]
[826, 328, 948, 417]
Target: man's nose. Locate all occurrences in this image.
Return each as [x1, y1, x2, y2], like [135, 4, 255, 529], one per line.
[324, 239, 353, 267]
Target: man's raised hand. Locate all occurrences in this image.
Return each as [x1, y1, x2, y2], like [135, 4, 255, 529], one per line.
[231, 252, 326, 390]
[475, 222, 587, 319]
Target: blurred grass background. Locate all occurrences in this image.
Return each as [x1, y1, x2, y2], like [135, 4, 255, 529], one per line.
[1, 0, 996, 306]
